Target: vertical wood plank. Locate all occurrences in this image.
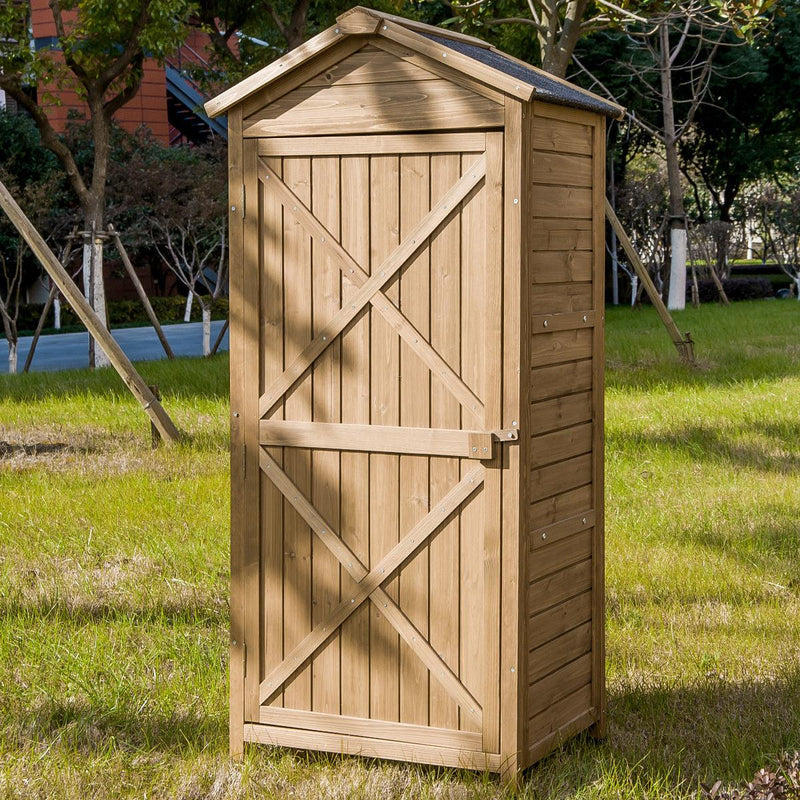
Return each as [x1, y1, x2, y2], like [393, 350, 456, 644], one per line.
[590, 117, 607, 737]
[370, 155, 401, 723]
[499, 98, 527, 780]
[242, 138, 262, 723]
[459, 150, 485, 735]
[227, 107, 246, 756]
[428, 153, 461, 731]
[482, 131, 504, 754]
[311, 156, 341, 715]
[339, 156, 371, 719]
[261, 155, 285, 711]
[399, 154, 431, 727]
[282, 156, 313, 711]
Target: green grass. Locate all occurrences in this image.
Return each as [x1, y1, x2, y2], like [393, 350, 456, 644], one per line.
[1, 301, 798, 798]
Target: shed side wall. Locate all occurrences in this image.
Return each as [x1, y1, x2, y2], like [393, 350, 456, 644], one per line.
[524, 102, 605, 765]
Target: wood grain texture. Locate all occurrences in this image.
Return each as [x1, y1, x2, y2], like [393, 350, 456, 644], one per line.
[339, 155, 371, 720]
[531, 151, 592, 187]
[530, 218, 593, 251]
[530, 423, 593, 469]
[531, 391, 593, 434]
[530, 251, 593, 283]
[527, 653, 592, 717]
[258, 133, 486, 156]
[399, 152, 431, 728]
[528, 529, 592, 581]
[227, 107, 246, 756]
[530, 484, 593, 530]
[527, 559, 593, 613]
[530, 329, 593, 368]
[244, 79, 504, 137]
[527, 621, 592, 685]
[527, 590, 592, 650]
[530, 361, 593, 403]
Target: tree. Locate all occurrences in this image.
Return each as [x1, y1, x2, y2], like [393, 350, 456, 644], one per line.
[0, 111, 63, 373]
[111, 143, 228, 355]
[754, 183, 800, 301]
[679, 1, 800, 224]
[0, 0, 192, 366]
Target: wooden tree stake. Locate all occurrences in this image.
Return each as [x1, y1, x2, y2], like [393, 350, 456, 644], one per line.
[605, 199, 696, 364]
[0, 179, 182, 443]
[209, 317, 229, 357]
[108, 224, 176, 360]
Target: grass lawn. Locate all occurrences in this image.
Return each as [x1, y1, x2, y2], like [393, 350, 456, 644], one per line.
[0, 300, 798, 798]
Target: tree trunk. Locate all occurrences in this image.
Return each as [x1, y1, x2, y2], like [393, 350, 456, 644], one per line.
[184, 291, 193, 322]
[54, 295, 61, 329]
[201, 302, 211, 356]
[8, 339, 17, 374]
[660, 21, 687, 311]
[795, 276, 800, 301]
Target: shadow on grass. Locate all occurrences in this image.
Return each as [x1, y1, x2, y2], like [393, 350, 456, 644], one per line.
[0, 353, 231, 404]
[521, 671, 800, 798]
[19, 696, 226, 755]
[2, 595, 227, 629]
[608, 419, 800, 475]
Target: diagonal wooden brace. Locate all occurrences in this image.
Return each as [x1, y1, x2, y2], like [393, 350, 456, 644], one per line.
[258, 447, 485, 722]
[258, 156, 487, 419]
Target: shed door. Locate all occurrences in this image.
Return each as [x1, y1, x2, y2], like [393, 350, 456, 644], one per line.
[243, 132, 507, 755]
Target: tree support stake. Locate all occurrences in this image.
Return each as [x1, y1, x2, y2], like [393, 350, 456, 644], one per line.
[0, 178, 182, 443]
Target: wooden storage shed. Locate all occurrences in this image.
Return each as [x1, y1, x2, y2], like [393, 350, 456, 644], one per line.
[206, 6, 622, 780]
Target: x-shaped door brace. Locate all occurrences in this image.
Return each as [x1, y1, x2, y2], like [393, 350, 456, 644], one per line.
[258, 155, 487, 422]
[259, 448, 485, 726]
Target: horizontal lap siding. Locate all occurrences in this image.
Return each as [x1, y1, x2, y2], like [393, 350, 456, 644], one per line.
[525, 106, 601, 759]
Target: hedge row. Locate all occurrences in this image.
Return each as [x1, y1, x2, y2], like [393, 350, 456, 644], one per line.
[15, 296, 229, 335]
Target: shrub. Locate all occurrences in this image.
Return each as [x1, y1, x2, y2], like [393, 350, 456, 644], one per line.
[692, 277, 774, 302]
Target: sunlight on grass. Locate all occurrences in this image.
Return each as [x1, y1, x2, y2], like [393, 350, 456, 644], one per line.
[0, 303, 798, 798]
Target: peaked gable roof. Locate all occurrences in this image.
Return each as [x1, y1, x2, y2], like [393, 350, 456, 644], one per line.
[205, 6, 624, 120]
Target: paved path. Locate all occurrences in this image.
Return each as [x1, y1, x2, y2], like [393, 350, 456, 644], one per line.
[0, 320, 229, 374]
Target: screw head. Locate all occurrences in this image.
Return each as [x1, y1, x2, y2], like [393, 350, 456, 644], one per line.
[542, 532, 547, 540]
[230, 205, 236, 212]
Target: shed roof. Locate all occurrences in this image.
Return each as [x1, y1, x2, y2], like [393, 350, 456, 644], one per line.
[205, 6, 624, 120]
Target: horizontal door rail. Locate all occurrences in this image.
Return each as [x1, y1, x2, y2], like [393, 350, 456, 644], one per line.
[259, 420, 518, 459]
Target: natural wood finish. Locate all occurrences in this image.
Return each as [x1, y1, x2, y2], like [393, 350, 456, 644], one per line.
[499, 98, 526, 781]
[530, 310, 595, 333]
[531, 391, 593, 434]
[605, 198, 695, 364]
[530, 360, 592, 402]
[260, 155, 285, 713]
[259, 706, 482, 749]
[227, 107, 246, 758]
[305, 46, 435, 86]
[243, 79, 504, 137]
[258, 156, 487, 418]
[527, 621, 592, 684]
[398, 151, 430, 728]
[206, 26, 351, 117]
[528, 529, 592, 581]
[259, 449, 485, 724]
[527, 590, 592, 650]
[335, 6, 384, 34]
[339, 154, 371, 721]
[530, 251, 593, 283]
[530, 218, 593, 251]
[532, 152, 592, 187]
[482, 130, 504, 754]
[339, 6, 493, 49]
[527, 559, 593, 613]
[530, 329, 593, 368]
[528, 684, 592, 734]
[530, 484, 593, 530]
[530, 423, 593, 469]
[241, 39, 366, 120]
[526, 708, 596, 764]
[109, 225, 174, 360]
[530, 284, 593, 314]
[259, 421, 492, 458]
[530, 453, 592, 502]
[372, 39, 507, 106]
[378, 20, 533, 102]
[591, 119, 608, 739]
[532, 117, 593, 155]
[243, 723, 503, 771]
[532, 187, 592, 220]
[258, 132, 486, 156]
[0, 179, 180, 444]
[530, 509, 595, 551]
[527, 653, 592, 717]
